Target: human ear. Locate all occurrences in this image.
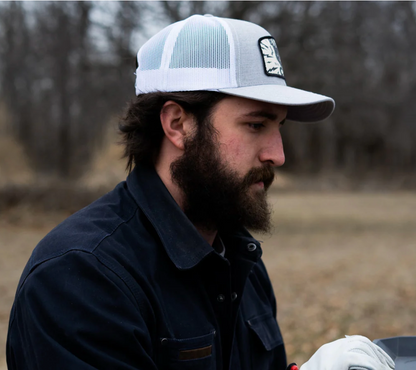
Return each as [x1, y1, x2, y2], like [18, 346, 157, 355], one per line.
[160, 101, 194, 151]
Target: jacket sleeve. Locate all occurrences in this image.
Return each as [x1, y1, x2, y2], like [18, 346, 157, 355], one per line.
[7, 250, 158, 370]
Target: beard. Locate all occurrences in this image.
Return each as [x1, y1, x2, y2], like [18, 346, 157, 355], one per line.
[170, 123, 275, 234]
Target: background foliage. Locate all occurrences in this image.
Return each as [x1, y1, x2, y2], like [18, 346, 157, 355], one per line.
[0, 1, 416, 184]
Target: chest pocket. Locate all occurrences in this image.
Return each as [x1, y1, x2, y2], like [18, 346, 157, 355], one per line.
[159, 330, 216, 370]
[247, 312, 286, 369]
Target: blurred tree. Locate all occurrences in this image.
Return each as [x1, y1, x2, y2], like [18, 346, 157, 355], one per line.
[0, 1, 415, 182]
[0, 2, 144, 178]
[0, 2, 95, 177]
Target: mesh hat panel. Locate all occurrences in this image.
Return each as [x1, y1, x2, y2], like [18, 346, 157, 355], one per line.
[170, 17, 230, 69]
[138, 25, 172, 71]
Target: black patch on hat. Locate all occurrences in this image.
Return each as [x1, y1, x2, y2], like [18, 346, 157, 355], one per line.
[259, 36, 285, 79]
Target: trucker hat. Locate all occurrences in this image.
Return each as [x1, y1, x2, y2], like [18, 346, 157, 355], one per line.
[135, 14, 335, 122]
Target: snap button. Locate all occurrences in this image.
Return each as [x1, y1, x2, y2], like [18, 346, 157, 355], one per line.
[247, 243, 257, 252]
[161, 338, 168, 345]
[231, 292, 238, 301]
[217, 294, 225, 302]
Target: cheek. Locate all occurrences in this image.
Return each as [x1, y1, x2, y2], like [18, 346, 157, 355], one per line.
[220, 138, 248, 166]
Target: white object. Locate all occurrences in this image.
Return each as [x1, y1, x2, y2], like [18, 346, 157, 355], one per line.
[301, 335, 395, 370]
[135, 14, 335, 123]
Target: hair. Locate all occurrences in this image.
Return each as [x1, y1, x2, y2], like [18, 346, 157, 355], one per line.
[119, 91, 228, 172]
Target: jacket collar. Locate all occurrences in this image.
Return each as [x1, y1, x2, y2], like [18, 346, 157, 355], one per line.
[126, 164, 262, 270]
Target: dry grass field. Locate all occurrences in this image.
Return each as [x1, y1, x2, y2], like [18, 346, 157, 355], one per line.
[261, 192, 416, 364]
[1, 190, 415, 369]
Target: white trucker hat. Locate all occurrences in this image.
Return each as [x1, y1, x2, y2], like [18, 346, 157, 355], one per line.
[135, 14, 335, 122]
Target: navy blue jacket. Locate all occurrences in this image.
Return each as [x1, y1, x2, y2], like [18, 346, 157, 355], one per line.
[7, 165, 286, 370]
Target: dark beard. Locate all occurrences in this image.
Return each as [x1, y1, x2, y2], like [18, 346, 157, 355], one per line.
[170, 124, 274, 234]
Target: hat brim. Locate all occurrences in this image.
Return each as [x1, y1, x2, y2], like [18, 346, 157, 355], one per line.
[218, 85, 335, 123]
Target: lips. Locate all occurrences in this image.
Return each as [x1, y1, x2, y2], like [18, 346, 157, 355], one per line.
[253, 172, 274, 189]
[261, 174, 274, 190]
[245, 166, 275, 191]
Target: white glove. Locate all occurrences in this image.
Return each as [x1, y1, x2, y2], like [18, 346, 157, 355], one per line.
[300, 335, 395, 370]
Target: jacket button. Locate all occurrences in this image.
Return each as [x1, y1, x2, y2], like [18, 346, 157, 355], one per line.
[231, 292, 238, 301]
[247, 243, 257, 251]
[217, 294, 225, 302]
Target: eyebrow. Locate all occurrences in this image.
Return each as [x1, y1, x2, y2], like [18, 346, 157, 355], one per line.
[240, 110, 285, 123]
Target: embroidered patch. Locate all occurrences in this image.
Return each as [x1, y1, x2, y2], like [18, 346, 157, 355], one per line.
[259, 36, 285, 78]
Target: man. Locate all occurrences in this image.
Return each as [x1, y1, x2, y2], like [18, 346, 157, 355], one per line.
[7, 14, 394, 370]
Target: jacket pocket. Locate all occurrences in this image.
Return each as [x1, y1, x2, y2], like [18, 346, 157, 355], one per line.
[247, 312, 283, 350]
[247, 312, 285, 369]
[159, 330, 216, 370]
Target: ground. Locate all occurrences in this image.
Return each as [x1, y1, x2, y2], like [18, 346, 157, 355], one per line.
[1, 190, 415, 369]
[260, 192, 416, 364]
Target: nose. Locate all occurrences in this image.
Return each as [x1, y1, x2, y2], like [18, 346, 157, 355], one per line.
[258, 130, 285, 167]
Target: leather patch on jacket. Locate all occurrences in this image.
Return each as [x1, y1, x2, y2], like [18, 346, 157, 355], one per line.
[178, 345, 212, 360]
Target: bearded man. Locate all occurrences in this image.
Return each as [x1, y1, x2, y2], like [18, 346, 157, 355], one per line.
[7, 14, 394, 370]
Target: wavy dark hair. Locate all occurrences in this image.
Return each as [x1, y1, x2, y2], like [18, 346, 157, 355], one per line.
[119, 91, 228, 172]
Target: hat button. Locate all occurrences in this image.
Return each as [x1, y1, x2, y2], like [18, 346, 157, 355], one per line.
[204, 14, 214, 17]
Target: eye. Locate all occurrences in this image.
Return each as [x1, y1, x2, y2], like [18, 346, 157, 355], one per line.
[248, 123, 265, 130]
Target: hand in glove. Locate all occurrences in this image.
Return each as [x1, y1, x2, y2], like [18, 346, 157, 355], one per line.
[300, 335, 395, 370]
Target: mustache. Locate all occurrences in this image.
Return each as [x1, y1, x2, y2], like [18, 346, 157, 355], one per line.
[243, 166, 275, 190]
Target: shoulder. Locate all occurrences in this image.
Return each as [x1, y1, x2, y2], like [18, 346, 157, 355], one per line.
[16, 179, 161, 305]
[27, 181, 137, 265]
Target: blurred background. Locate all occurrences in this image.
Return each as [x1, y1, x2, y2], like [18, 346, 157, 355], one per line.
[0, 2, 416, 369]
